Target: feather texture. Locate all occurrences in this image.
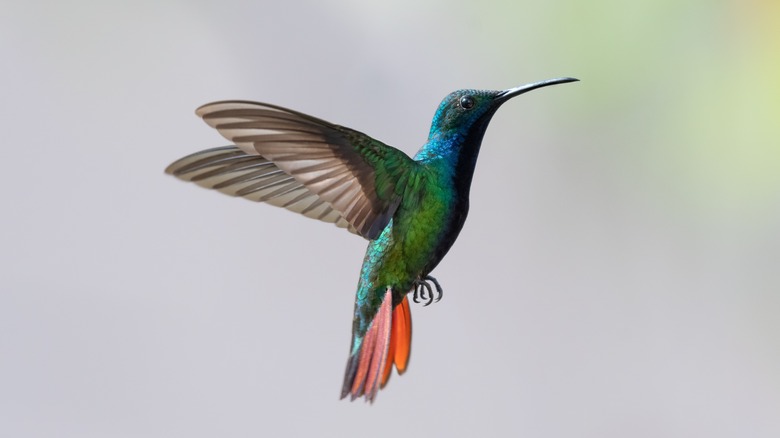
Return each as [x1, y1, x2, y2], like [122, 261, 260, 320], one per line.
[341, 288, 395, 403]
[193, 101, 414, 240]
[380, 295, 412, 388]
[392, 296, 412, 374]
[165, 146, 357, 232]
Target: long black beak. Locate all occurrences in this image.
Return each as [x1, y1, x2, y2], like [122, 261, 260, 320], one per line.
[495, 77, 579, 104]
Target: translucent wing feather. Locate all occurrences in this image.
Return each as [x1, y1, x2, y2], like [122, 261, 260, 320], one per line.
[165, 146, 356, 232]
[187, 100, 414, 239]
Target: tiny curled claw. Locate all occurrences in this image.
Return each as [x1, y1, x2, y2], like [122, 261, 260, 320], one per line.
[411, 275, 444, 306]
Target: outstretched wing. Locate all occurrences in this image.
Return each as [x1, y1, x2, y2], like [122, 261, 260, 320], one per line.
[166, 146, 359, 233]
[168, 100, 415, 240]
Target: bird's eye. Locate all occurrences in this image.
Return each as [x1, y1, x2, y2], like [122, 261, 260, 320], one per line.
[459, 95, 475, 109]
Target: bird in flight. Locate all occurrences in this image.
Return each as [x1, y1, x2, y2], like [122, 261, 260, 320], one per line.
[166, 77, 578, 402]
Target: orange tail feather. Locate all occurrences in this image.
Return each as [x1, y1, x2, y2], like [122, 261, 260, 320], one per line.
[393, 296, 412, 374]
[381, 295, 413, 387]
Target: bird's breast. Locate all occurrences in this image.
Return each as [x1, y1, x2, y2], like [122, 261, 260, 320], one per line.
[393, 165, 467, 277]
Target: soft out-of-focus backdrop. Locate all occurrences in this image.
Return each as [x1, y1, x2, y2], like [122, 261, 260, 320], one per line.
[2, 1, 778, 437]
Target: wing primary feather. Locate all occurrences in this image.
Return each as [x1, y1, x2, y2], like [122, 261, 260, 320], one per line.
[234, 174, 295, 197]
[191, 161, 276, 183]
[180, 100, 418, 240]
[168, 146, 362, 234]
[166, 147, 247, 176]
[211, 167, 284, 190]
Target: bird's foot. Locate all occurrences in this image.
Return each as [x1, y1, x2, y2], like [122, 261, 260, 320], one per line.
[412, 275, 444, 306]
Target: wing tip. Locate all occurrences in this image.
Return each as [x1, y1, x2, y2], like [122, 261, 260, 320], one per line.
[164, 146, 246, 178]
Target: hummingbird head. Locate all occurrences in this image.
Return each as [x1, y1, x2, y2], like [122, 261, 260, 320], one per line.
[418, 77, 577, 194]
[427, 77, 579, 147]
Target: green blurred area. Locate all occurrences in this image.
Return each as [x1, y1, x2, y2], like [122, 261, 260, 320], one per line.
[496, 0, 780, 214]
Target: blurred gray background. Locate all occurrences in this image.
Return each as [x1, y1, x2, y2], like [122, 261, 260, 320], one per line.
[2, 1, 779, 437]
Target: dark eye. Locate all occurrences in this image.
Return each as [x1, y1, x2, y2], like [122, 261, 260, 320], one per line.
[459, 95, 475, 109]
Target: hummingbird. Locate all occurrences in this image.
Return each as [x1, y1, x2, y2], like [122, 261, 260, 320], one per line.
[166, 77, 578, 402]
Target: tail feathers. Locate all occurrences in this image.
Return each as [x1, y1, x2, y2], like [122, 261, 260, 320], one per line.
[382, 295, 411, 387]
[340, 291, 413, 402]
